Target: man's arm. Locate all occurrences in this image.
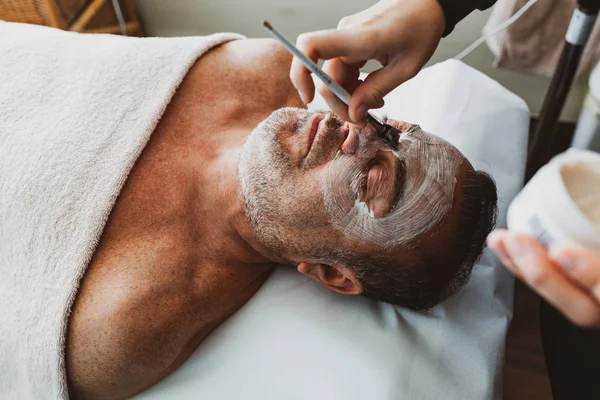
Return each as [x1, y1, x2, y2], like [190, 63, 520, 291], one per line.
[437, 0, 498, 36]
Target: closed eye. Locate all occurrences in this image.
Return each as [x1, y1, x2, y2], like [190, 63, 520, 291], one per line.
[357, 152, 405, 217]
[358, 161, 376, 195]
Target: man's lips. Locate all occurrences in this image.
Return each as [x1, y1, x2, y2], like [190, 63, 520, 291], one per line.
[306, 113, 325, 157]
[304, 113, 360, 162]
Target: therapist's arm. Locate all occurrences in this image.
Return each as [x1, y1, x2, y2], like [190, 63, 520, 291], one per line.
[290, 0, 497, 125]
[438, 0, 497, 36]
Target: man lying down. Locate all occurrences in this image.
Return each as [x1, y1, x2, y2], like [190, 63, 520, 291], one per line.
[67, 39, 498, 398]
[1, 33, 497, 399]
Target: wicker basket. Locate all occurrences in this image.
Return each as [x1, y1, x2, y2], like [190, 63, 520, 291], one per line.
[0, 0, 89, 28]
[0, 1, 50, 26]
[0, 0, 142, 35]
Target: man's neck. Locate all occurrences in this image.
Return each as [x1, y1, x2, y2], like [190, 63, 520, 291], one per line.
[193, 129, 285, 270]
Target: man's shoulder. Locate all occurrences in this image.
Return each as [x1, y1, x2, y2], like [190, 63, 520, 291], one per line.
[184, 38, 299, 106]
[218, 38, 294, 73]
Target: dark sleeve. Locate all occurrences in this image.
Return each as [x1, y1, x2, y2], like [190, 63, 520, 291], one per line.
[437, 0, 497, 36]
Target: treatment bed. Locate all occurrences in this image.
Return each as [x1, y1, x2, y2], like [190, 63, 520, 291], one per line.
[134, 59, 530, 400]
[1, 2, 595, 397]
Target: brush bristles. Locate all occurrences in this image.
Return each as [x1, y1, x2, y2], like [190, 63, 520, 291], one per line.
[380, 126, 401, 150]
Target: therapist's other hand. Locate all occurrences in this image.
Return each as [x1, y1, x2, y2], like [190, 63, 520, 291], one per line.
[290, 0, 446, 125]
[488, 229, 600, 328]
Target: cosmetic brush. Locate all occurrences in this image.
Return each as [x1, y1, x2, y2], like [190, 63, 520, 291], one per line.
[263, 20, 401, 150]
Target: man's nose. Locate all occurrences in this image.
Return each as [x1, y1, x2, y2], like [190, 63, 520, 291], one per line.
[341, 123, 382, 155]
[341, 123, 359, 154]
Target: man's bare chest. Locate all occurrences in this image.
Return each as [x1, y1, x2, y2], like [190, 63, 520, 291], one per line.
[66, 218, 271, 397]
[65, 131, 268, 397]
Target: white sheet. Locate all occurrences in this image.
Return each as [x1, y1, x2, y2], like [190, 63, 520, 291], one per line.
[135, 60, 529, 400]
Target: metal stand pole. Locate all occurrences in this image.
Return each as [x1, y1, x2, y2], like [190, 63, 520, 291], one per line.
[110, 0, 128, 36]
[526, 0, 599, 179]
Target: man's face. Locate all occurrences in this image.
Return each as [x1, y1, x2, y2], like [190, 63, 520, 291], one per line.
[238, 107, 467, 264]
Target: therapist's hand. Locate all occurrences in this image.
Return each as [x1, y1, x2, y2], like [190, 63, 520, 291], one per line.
[290, 0, 446, 125]
[488, 229, 600, 328]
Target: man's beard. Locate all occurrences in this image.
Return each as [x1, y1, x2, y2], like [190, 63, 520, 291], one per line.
[237, 107, 348, 261]
[237, 108, 308, 258]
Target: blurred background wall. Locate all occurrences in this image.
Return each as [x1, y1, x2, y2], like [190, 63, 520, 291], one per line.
[137, 0, 589, 122]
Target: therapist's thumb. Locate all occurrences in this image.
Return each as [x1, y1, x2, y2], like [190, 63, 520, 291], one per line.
[348, 61, 417, 123]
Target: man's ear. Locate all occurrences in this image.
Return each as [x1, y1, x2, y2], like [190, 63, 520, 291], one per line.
[297, 263, 363, 295]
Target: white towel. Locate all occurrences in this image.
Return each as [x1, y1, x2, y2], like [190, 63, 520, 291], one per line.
[0, 22, 243, 399]
[484, 0, 600, 78]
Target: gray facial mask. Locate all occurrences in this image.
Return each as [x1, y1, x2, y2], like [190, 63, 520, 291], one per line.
[322, 126, 462, 248]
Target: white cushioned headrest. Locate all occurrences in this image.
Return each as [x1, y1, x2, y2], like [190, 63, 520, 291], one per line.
[136, 60, 529, 400]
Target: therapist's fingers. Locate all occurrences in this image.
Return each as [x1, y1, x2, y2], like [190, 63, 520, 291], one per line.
[290, 55, 315, 104]
[348, 59, 417, 124]
[489, 230, 600, 328]
[549, 243, 600, 303]
[318, 58, 362, 122]
[487, 230, 522, 278]
[291, 29, 371, 104]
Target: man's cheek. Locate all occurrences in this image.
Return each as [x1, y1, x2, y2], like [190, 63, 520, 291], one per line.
[285, 175, 328, 222]
[273, 134, 298, 167]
